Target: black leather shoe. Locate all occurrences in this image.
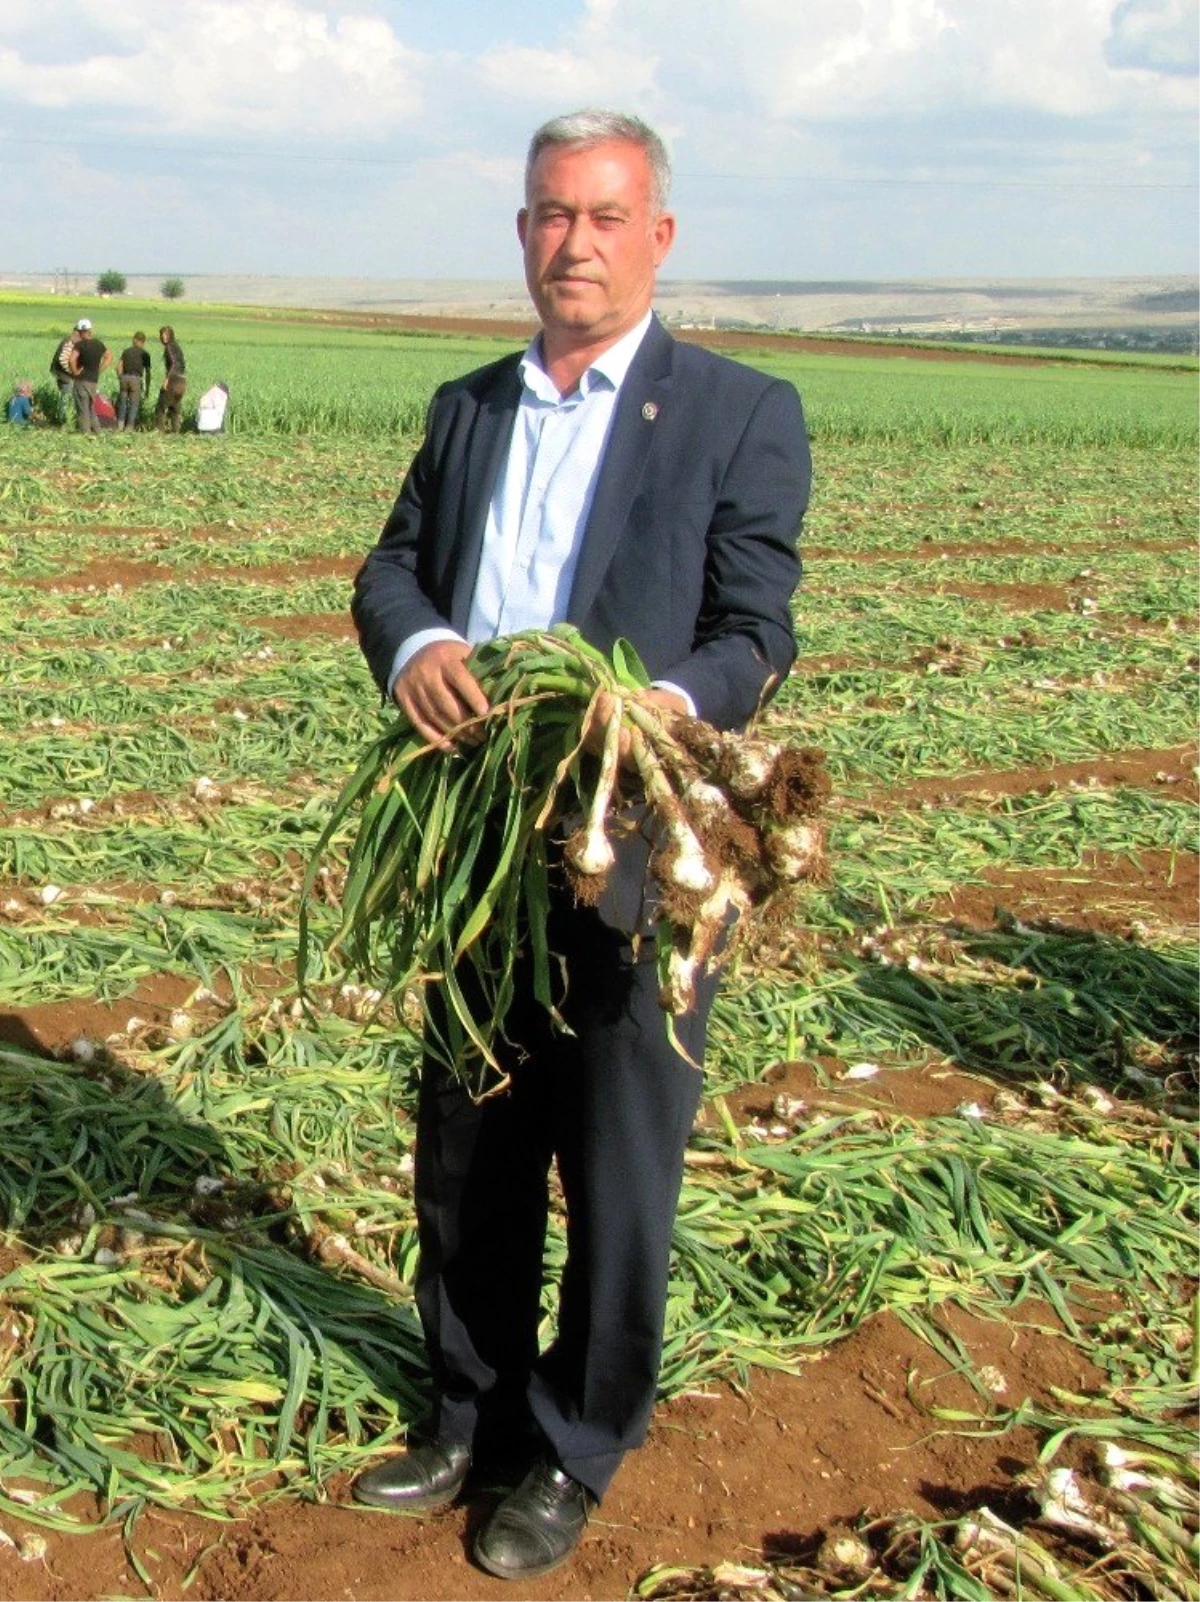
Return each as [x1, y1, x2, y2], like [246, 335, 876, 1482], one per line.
[473, 1457, 595, 1580]
[352, 1440, 471, 1513]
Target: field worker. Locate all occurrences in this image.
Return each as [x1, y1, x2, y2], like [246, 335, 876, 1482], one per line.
[350, 109, 810, 1582]
[154, 325, 187, 431]
[196, 380, 229, 434]
[115, 332, 152, 431]
[70, 321, 112, 434]
[49, 325, 82, 423]
[7, 381, 34, 426]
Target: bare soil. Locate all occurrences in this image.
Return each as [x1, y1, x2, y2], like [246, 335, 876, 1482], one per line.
[250, 612, 356, 640]
[804, 538, 1196, 563]
[381, 316, 1061, 367]
[0, 1333, 1094, 1602]
[35, 556, 362, 592]
[934, 848, 1199, 938]
[0, 973, 202, 1057]
[877, 743, 1198, 808]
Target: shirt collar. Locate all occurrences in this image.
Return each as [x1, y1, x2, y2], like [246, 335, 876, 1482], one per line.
[520, 311, 654, 403]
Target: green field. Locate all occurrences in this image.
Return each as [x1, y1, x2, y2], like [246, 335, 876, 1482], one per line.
[5, 288, 1198, 445]
[0, 300, 1196, 1599]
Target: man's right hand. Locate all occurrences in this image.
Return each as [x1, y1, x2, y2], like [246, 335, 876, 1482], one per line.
[394, 639, 490, 749]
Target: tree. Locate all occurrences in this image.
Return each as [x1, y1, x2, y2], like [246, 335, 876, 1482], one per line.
[96, 269, 127, 295]
[161, 278, 186, 300]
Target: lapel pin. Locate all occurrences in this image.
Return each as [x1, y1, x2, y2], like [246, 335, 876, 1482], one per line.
[641, 401, 659, 422]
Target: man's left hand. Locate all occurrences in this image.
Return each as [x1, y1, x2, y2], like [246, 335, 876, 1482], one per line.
[585, 686, 689, 767]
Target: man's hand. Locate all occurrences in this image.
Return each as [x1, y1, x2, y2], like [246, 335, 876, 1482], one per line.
[394, 639, 490, 749]
[585, 686, 689, 767]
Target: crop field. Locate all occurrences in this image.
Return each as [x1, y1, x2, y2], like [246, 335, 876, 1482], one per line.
[0, 299, 1196, 1602]
[6, 289, 1198, 445]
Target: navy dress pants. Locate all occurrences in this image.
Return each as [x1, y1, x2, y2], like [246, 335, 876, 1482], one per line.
[412, 898, 714, 1500]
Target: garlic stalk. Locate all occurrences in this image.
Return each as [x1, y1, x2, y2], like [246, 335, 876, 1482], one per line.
[629, 727, 714, 893]
[565, 695, 622, 878]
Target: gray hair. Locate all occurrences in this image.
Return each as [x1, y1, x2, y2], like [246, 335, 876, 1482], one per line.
[525, 110, 672, 214]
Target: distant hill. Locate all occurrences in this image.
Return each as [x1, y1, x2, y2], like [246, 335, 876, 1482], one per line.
[3, 272, 1196, 353]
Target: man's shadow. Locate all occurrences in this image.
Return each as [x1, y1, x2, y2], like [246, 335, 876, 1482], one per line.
[0, 1014, 430, 1507]
[822, 900, 1198, 1094]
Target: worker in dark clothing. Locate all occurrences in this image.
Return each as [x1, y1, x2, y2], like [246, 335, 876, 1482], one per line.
[116, 333, 153, 431]
[154, 326, 187, 432]
[71, 324, 113, 434]
[50, 325, 82, 423]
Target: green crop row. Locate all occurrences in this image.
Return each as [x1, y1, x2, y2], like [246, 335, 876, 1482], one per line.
[2, 295, 1196, 446]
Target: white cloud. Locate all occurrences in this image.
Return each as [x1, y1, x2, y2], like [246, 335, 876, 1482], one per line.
[481, 0, 1196, 122]
[1105, 0, 1200, 73]
[475, 42, 660, 107]
[0, 0, 1193, 278]
[734, 0, 962, 118]
[0, 2, 425, 139]
[3, 1, 1193, 150]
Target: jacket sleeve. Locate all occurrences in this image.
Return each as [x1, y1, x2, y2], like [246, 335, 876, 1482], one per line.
[660, 377, 810, 730]
[351, 390, 458, 697]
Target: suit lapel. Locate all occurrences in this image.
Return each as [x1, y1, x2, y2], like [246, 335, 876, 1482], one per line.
[567, 319, 675, 626]
[447, 359, 523, 631]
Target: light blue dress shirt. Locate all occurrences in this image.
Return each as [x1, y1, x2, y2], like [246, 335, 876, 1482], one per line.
[464, 323, 637, 642]
[388, 312, 693, 714]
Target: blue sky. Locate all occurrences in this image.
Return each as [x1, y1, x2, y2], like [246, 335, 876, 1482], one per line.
[0, 0, 1195, 281]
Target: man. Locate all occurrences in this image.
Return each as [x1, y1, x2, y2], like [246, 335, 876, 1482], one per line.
[49, 324, 82, 423]
[350, 109, 810, 1582]
[70, 321, 112, 434]
[115, 332, 152, 431]
[154, 325, 186, 431]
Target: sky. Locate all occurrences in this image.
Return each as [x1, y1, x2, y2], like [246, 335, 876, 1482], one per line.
[0, 0, 1196, 282]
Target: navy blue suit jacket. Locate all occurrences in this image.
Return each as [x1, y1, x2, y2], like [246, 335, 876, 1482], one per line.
[353, 317, 810, 732]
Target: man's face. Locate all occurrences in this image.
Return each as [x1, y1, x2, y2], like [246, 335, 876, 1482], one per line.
[518, 139, 675, 353]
